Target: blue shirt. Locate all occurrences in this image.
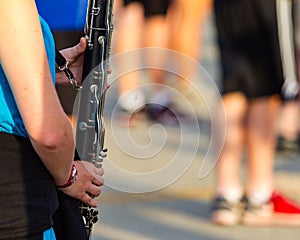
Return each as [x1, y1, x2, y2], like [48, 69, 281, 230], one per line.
[0, 16, 56, 137]
[43, 228, 56, 240]
[36, 0, 87, 31]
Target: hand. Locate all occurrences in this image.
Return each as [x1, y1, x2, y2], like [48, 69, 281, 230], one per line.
[58, 161, 104, 208]
[56, 37, 87, 85]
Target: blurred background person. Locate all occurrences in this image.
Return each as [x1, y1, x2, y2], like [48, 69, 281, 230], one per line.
[113, 0, 146, 118]
[211, 0, 300, 226]
[165, 0, 213, 122]
[113, 0, 183, 126]
[276, 0, 300, 153]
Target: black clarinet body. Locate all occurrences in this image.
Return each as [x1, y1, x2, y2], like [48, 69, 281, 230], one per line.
[74, 0, 114, 238]
[77, 0, 113, 164]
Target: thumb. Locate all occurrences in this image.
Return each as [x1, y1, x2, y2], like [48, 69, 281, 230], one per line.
[76, 37, 87, 54]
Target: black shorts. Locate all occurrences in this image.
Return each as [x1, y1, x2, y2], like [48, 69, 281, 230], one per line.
[123, 0, 171, 17]
[214, 0, 284, 98]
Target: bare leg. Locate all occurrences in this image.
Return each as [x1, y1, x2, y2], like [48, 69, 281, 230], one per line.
[144, 15, 170, 85]
[277, 100, 300, 140]
[246, 96, 280, 202]
[167, 0, 212, 81]
[113, 2, 145, 104]
[143, 14, 173, 107]
[216, 93, 247, 200]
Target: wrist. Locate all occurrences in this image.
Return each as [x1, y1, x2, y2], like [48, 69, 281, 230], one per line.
[56, 163, 78, 188]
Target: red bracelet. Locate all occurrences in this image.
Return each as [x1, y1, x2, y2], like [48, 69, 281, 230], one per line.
[56, 163, 78, 188]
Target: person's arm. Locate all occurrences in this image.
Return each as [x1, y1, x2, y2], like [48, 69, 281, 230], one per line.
[0, 1, 104, 207]
[0, 1, 75, 186]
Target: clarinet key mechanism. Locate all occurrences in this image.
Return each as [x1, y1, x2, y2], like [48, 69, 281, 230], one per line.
[74, 0, 114, 238]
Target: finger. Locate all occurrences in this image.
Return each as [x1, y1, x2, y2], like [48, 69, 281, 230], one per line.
[88, 184, 102, 197]
[94, 167, 104, 176]
[78, 37, 87, 51]
[92, 176, 104, 187]
[81, 193, 98, 208]
[73, 37, 87, 55]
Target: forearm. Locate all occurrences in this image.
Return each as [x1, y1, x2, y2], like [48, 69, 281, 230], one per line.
[29, 121, 76, 186]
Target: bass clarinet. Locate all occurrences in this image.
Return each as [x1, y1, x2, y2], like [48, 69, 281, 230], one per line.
[75, 0, 114, 238]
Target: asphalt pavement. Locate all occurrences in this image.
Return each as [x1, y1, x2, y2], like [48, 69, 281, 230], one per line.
[89, 114, 300, 240]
